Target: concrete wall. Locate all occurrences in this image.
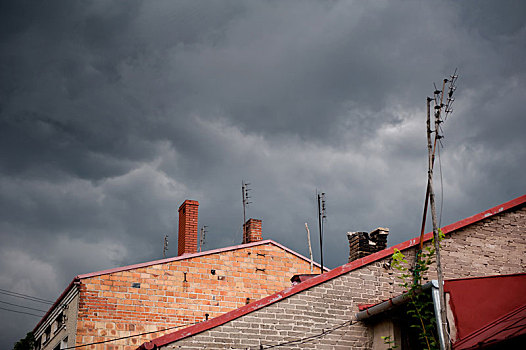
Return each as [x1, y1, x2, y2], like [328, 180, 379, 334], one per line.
[36, 289, 79, 350]
[75, 243, 320, 349]
[161, 205, 526, 349]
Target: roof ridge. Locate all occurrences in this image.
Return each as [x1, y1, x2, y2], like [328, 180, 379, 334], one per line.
[77, 238, 325, 279]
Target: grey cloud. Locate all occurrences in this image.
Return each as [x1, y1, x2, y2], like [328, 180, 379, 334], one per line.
[1, 0, 525, 347]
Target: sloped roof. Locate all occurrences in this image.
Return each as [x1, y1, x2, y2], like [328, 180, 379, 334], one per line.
[445, 273, 526, 341]
[138, 194, 526, 349]
[77, 239, 326, 279]
[34, 239, 325, 332]
[453, 303, 526, 349]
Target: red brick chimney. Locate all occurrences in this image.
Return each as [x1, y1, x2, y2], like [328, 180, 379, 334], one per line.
[178, 200, 199, 256]
[243, 218, 262, 244]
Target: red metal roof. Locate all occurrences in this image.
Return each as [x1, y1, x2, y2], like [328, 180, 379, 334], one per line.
[138, 194, 526, 349]
[453, 303, 526, 349]
[444, 273, 526, 343]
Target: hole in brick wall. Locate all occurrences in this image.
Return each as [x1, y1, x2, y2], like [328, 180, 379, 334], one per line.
[210, 269, 216, 275]
[246, 298, 250, 305]
[132, 283, 140, 288]
[218, 276, 225, 280]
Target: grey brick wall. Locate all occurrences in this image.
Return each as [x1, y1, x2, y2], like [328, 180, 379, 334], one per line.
[161, 206, 526, 349]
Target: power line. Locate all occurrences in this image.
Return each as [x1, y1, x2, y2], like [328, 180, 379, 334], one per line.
[0, 300, 48, 313]
[0, 288, 54, 304]
[0, 306, 44, 318]
[262, 319, 352, 349]
[231, 319, 353, 349]
[63, 321, 199, 349]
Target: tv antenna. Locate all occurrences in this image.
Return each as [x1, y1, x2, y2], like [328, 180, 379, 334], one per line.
[317, 190, 327, 273]
[163, 235, 169, 258]
[415, 69, 458, 350]
[199, 225, 208, 252]
[242, 181, 252, 243]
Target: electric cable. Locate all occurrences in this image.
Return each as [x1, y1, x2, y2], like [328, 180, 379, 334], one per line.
[0, 306, 44, 318]
[0, 288, 54, 304]
[0, 299, 48, 313]
[62, 321, 199, 349]
[231, 319, 354, 349]
[438, 142, 444, 228]
[262, 320, 352, 349]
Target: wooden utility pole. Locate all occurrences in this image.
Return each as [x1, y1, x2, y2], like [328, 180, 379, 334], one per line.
[305, 223, 314, 273]
[417, 71, 458, 350]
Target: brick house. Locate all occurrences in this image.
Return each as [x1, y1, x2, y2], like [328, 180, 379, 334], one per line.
[33, 200, 324, 350]
[138, 194, 526, 350]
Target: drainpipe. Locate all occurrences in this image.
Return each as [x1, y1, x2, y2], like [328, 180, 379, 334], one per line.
[431, 280, 448, 350]
[356, 281, 448, 350]
[355, 282, 433, 321]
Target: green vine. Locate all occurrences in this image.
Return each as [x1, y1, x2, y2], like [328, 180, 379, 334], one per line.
[389, 229, 445, 350]
[381, 335, 398, 349]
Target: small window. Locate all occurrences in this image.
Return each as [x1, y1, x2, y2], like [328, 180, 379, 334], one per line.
[54, 312, 64, 333]
[60, 337, 68, 349]
[44, 325, 51, 343]
[35, 337, 42, 350]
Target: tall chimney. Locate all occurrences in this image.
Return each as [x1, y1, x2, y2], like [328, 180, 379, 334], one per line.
[178, 200, 199, 256]
[347, 227, 389, 262]
[243, 218, 262, 244]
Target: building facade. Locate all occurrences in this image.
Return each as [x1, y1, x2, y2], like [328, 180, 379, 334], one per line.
[33, 200, 322, 350]
[140, 195, 526, 349]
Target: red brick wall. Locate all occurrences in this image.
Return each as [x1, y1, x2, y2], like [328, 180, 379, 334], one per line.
[162, 205, 526, 349]
[75, 243, 320, 349]
[244, 218, 262, 243]
[178, 200, 199, 256]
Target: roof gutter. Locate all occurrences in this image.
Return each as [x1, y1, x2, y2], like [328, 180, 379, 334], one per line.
[356, 281, 448, 350]
[355, 282, 433, 321]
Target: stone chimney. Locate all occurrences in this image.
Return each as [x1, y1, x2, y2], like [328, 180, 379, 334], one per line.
[347, 227, 389, 262]
[243, 218, 262, 244]
[178, 200, 199, 256]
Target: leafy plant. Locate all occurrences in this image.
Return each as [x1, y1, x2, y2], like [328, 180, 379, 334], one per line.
[381, 335, 398, 349]
[13, 332, 35, 350]
[389, 229, 444, 350]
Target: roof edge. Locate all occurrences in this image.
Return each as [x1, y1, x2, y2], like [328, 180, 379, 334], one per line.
[138, 194, 526, 349]
[78, 239, 327, 280]
[453, 302, 526, 348]
[33, 277, 79, 333]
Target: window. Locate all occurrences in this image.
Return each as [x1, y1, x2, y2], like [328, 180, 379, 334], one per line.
[60, 337, 68, 349]
[54, 312, 64, 333]
[44, 325, 51, 343]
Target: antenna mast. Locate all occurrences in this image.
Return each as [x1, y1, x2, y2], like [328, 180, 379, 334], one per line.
[199, 225, 208, 252]
[416, 70, 458, 350]
[163, 234, 169, 258]
[242, 181, 252, 243]
[317, 191, 326, 273]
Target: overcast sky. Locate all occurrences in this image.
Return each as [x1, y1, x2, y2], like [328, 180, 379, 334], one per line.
[1, 0, 525, 347]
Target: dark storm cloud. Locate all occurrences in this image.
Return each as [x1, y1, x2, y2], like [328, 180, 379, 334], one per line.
[1, 0, 525, 347]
